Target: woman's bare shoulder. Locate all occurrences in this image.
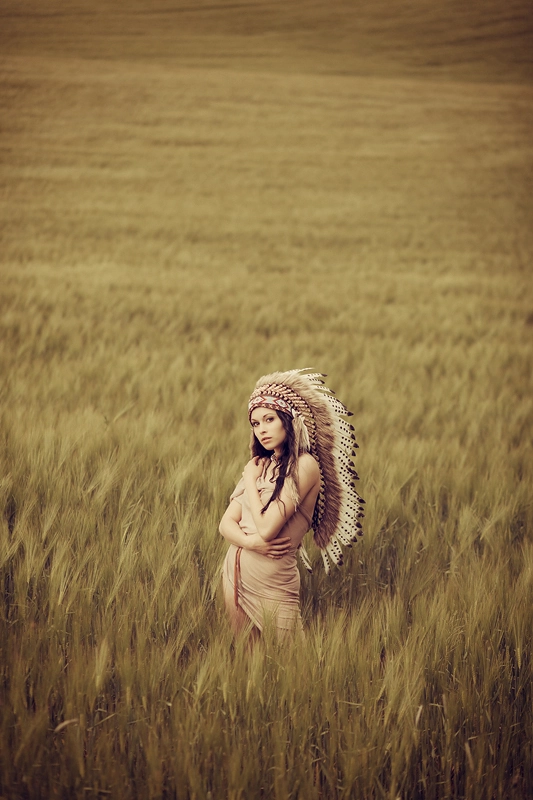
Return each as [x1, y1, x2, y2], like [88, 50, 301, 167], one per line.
[297, 452, 320, 479]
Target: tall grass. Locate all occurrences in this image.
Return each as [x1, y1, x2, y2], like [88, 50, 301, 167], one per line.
[1, 254, 531, 797]
[1, 23, 533, 798]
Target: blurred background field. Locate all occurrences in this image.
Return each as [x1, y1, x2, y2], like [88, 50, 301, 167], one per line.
[1, 1, 533, 798]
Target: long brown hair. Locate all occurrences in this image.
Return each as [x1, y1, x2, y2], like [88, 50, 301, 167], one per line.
[250, 410, 299, 514]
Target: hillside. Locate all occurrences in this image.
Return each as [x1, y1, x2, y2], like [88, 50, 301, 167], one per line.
[1, 0, 532, 82]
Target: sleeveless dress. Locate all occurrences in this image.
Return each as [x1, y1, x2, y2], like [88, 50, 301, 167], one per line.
[222, 474, 313, 633]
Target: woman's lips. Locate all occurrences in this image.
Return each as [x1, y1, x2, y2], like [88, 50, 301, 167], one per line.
[261, 437, 271, 444]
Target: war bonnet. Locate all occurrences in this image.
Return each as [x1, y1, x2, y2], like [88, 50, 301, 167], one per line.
[248, 369, 364, 574]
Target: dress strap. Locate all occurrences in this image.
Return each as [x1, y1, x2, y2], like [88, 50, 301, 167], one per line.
[234, 546, 242, 608]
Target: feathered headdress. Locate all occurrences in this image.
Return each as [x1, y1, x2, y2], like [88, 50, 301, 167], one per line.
[248, 369, 364, 574]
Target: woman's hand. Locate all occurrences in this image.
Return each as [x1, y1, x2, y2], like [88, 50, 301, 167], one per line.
[249, 535, 291, 559]
[243, 456, 268, 485]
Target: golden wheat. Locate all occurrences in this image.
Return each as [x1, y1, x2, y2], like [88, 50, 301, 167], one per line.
[1, 6, 532, 796]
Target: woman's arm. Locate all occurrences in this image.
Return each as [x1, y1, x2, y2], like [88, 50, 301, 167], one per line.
[243, 454, 320, 542]
[219, 499, 291, 558]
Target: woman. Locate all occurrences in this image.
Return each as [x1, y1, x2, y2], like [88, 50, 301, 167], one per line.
[220, 369, 364, 637]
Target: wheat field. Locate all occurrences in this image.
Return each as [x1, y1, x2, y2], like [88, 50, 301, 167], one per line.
[1, 2, 533, 798]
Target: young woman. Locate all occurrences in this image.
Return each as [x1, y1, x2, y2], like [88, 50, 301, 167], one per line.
[220, 369, 364, 637]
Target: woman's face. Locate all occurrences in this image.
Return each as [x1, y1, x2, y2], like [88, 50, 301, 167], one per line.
[250, 407, 287, 453]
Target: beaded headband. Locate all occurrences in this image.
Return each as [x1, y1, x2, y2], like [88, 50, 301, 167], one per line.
[248, 394, 296, 419]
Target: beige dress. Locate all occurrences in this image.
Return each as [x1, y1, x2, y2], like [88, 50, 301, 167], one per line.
[222, 473, 313, 633]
